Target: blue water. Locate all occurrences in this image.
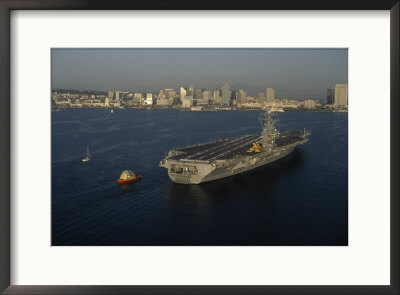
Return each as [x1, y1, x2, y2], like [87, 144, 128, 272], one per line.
[52, 109, 348, 246]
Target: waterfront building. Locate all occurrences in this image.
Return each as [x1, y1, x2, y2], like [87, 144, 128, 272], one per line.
[146, 93, 153, 105]
[304, 99, 316, 109]
[108, 91, 114, 100]
[327, 88, 334, 105]
[221, 82, 230, 106]
[157, 98, 171, 106]
[105, 97, 110, 107]
[157, 90, 172, 106]
[258, 92, 265, 104]
[182, 96, 193, 108]
[334, 84, 348, 106]
[115, 91, 120, 102]
[266, 88, 275, 102]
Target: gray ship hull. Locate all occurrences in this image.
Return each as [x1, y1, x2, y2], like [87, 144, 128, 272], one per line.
[159, 131, 308, 184]
[167, 146, 295, 184]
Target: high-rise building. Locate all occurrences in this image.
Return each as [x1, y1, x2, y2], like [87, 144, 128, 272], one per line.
[165, 88, 176, 100]
[237, 90, 246, 104]
[196, 88, 204, 99]
[115, 91, 120, 102]
[202, 91, 211, 103]
[230, 90, 237, 100]
[221, 82, 230, 106]
[334, 84, 348, 106]
[146, 93, 153, 105]
[258, 92, 265, 104]
[213, 85, 221, 104]
[266, 88, 275, 102]
[158, 90, 166, 100]
[180, 87, 187, 102]
[157, 90, 171, 106]
[188, 85, 195, 97]
[108, 91, 114, 100]
[327, 88, 334, 105]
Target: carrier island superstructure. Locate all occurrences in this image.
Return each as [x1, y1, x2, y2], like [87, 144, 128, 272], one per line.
[159, 107, 310, 184]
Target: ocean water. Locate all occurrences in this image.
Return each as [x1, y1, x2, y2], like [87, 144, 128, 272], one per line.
[52, 109, 348, 246]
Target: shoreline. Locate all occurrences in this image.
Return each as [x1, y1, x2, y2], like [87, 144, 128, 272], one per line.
[52, 107, 348, 113]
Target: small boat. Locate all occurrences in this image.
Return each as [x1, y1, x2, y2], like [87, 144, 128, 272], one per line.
[110, 109, 114, 114]
[117, 170, 141, 184]
[82, 146, 90, 162]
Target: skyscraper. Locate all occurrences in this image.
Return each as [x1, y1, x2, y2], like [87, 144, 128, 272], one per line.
[108, 91, 114, 100]
[196, 88, 204, 99]
[202, 91, 211, 104]
[221, 82, 230, 106]
[158, 90, 166, 100]
[266, 88, 275, 102]
[237, 90, 246, 104]
[180, 87, 187, 102]
[334, 84, 348, 106]
[327, 88, 334, 105]
[188, 85, 195, 97]
[165, 89, 176, 99]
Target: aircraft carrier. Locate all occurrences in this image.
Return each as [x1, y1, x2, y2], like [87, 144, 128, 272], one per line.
[159, 107, 310, 184]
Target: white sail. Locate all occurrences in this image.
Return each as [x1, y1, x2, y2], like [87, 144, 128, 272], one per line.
[82, 146, 90, 162]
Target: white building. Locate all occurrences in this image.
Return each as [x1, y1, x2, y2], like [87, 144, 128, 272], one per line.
[146, 93, 153, 105]
[105, 97, 110, 107]
[180, 87, 187, 102]
[334, 84, 348, 106]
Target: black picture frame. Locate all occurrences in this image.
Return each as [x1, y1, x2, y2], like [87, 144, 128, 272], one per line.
[0, 1, 399, 294]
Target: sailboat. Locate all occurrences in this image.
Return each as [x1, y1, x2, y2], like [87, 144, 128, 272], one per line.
[82, 146, 90, 162]
[110, 109, 114, 114]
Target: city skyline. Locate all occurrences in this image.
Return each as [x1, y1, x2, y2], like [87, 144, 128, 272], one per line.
[51, 49, 348, 98]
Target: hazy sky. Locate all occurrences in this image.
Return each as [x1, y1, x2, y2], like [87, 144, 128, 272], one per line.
[51, 49, 347, 98]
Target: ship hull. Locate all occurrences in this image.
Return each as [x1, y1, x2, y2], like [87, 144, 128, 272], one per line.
[166, 146, 295, 184]
[159, 125, 309, 185]
[117, 175, 141, 184]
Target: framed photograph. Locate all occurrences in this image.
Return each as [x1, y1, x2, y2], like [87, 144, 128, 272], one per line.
[1, 1, 399, 294]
